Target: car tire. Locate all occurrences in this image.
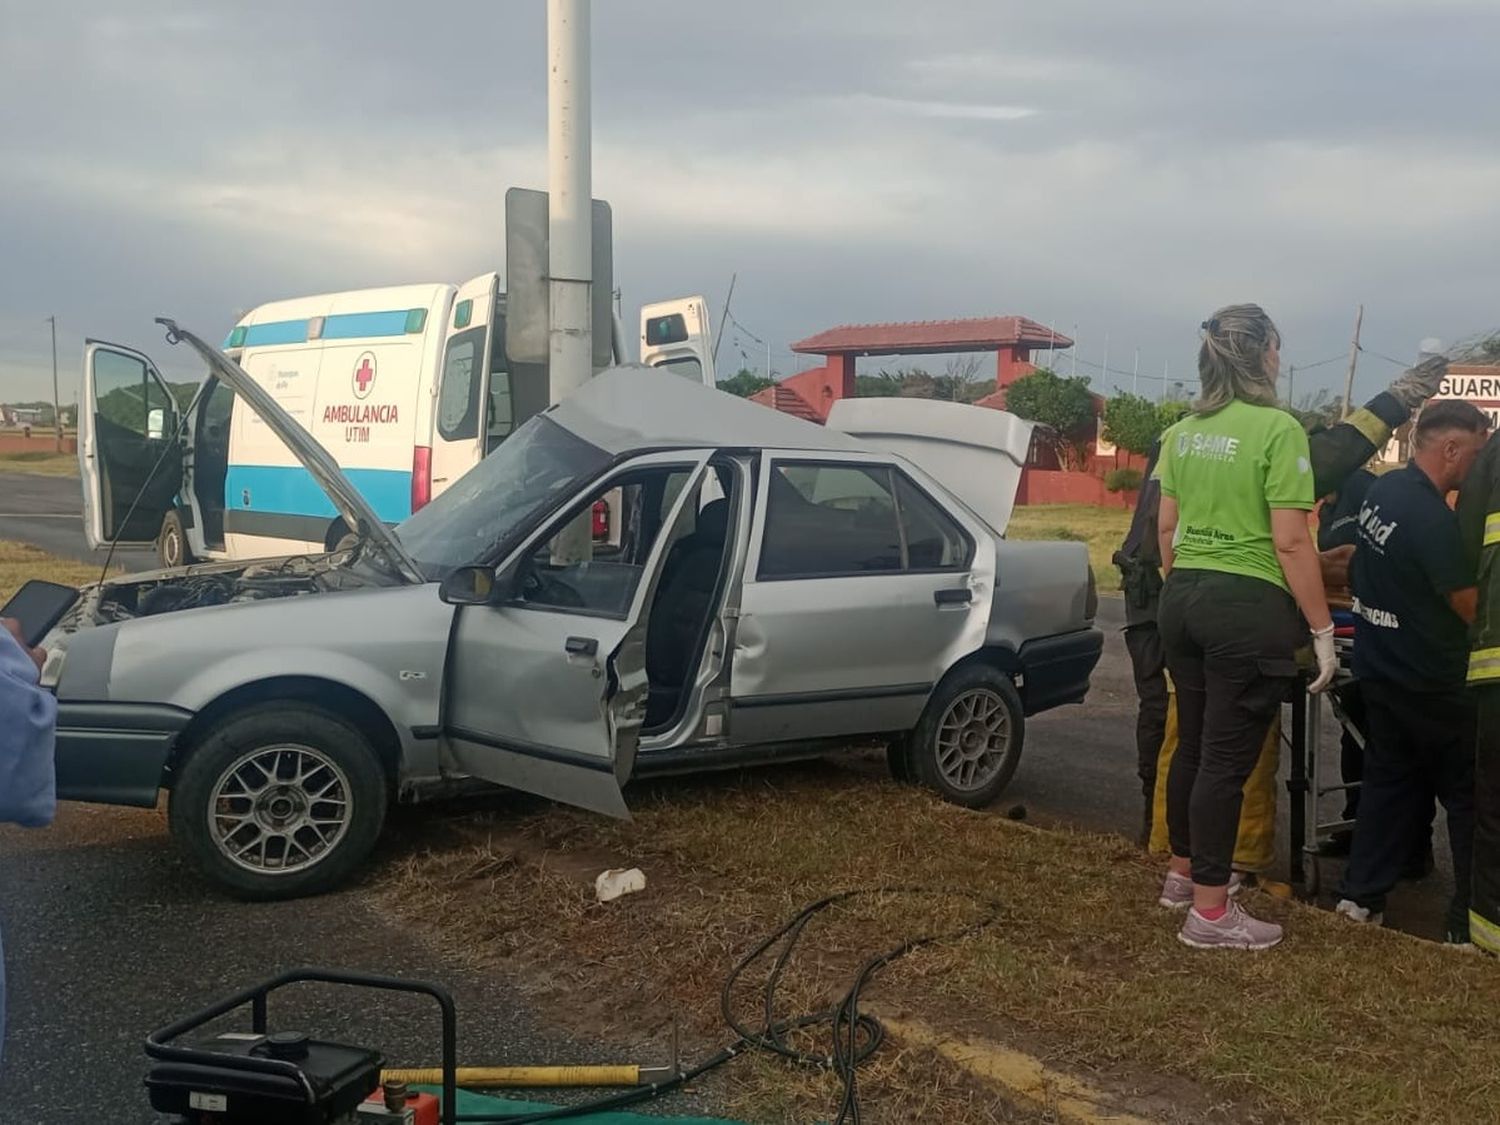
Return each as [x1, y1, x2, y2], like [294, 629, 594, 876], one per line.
[886, 737, 916, 784]
[910, 664, 1025, 809]
[157, 509, 193, 569]
[168, 704, 388, 901]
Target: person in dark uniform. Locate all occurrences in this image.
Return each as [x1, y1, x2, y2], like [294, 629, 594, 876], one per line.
[1114, 440, 1166, 844]
[1335, 400, 1489, 944]
[1317, 462, 1437, 871]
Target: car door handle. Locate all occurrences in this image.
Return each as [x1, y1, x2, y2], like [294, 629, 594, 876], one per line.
[934, 588, 972, 606]
[564, 636, 599, 657]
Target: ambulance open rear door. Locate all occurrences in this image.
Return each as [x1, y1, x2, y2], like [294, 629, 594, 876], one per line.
[640, 297, 716, 387]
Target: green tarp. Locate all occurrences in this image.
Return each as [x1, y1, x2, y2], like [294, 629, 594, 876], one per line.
[417, 1086, 744, 1124]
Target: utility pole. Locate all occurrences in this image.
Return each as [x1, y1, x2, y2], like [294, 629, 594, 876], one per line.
[1132, 347, 1140, 395]
[1158, 359, 1169, 404]
[47, 315, 61, 452]
[711, 272, 737, 367]
[1101, 333, 1109, 390]
[1286, 363, 1296, 409]
[1069, 323, 1078, 377]
[1340, 303, 1364, 419]
[546, 0, 592, 406]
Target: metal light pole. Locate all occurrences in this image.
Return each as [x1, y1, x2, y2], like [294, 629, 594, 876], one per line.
[547, 0, 592, 406]
[47, 315, 61, 452]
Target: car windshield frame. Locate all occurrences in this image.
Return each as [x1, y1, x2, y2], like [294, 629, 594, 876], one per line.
[394, 414, 612, 581]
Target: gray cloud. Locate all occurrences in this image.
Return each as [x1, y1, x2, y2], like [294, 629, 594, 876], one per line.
[1, 0, 1497, 406]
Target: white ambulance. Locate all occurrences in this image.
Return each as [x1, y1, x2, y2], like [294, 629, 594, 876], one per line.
[79, 275, 714, 567]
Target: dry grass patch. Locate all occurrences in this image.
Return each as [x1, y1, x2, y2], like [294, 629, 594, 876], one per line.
[376, 763, 1500, 1124]
[0, 539, 112, 602]
[0, 450, 79, 476]
[1007, 504, 1131, 589]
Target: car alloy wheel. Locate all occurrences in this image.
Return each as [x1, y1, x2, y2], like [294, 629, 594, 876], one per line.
[207, 744, 353, 875]
[934, 687, 1012, 793]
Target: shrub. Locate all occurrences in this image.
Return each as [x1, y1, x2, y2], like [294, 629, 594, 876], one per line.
[1105, 467, 1144, 493]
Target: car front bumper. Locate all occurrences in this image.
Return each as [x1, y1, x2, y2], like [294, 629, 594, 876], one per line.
[1018, 628, 1104, 715]
[55, 701, 194, 807]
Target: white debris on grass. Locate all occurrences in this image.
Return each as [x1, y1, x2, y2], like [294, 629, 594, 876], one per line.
[594, 867, 647, 903]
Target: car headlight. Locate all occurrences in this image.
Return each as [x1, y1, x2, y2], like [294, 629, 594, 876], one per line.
[40, 645, 66, 690]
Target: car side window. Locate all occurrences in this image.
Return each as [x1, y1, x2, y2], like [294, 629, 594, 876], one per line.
[895, 472, 972, 570]
[759, 463, 902, 578]
[512, 467, 693, 617]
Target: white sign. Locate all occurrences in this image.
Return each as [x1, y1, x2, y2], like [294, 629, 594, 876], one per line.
[1439, 373, 1500, 400]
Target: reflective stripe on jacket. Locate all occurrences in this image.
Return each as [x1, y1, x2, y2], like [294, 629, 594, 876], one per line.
[1455, 435, 1500, 684]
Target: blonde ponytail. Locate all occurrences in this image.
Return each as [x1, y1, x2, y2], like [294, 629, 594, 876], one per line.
[1196, 303, 1280, 414]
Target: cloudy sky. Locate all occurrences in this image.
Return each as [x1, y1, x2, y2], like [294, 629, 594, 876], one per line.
[2, 0, 1497, 406]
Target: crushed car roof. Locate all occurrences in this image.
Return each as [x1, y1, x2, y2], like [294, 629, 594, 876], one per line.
[549, 366, 869, 455]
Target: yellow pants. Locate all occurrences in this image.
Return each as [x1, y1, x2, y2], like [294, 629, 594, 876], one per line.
[1147, 682, 1280, 874]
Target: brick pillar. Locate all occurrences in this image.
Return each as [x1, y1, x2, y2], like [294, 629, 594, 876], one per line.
[997, 346, 1034, 388]
[827, 353, 856, 398]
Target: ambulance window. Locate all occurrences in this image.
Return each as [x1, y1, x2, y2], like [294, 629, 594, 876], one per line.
[486, 312, 513, 452]
[438, 327, 485, 442]
[486, 374, 514, 453]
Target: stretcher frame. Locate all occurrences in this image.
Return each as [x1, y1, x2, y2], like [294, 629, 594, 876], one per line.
[1288, 636, 1362, 895]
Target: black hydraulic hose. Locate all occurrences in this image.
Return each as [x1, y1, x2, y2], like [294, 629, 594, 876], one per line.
[452, 887, 1001, 1125]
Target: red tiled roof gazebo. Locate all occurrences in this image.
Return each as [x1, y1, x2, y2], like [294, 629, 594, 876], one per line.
[751, 316, 1072, 422]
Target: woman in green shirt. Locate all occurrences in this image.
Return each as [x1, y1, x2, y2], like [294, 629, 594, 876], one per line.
[1155, 304, 1337, 951]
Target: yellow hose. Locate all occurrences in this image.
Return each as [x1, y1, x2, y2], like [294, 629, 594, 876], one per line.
[381, 1065, 641, 1088]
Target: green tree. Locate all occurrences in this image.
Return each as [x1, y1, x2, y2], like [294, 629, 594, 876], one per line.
[717, 368, 774, 398]
[1158, 400, 1190, 428]
[1004, 368, 1096, 467]
[1102, 393, 1164, 455]
[855, 370, 905, 398]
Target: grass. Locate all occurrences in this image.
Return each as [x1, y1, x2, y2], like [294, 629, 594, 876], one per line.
[0, 450, 78, 476]
[1007, 503, 1132, 587]
[0, 540, 112, 603]
[378, 763, 1500, 1125]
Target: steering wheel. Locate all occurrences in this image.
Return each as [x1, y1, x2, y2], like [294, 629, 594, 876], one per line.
[520, 566, 586, 609]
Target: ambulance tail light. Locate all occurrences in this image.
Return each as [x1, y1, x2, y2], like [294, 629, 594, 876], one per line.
[411, 446, 432, 512]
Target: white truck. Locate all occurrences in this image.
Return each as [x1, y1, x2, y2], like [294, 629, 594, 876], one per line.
[80, 274, 715, 567]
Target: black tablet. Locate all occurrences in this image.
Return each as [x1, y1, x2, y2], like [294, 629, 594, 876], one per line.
[1, 580, 80, 648]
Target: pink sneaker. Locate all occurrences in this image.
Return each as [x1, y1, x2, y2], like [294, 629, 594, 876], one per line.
[1178, 900, 1283, 950]
[1158, 871, 1245, 910]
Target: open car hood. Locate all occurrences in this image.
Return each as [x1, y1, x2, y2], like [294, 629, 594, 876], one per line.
[161, 319, 424, 584]
[825, 397, 1033, 535]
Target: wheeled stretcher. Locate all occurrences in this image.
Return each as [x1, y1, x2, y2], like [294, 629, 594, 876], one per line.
[1288, 627, 1363, 895]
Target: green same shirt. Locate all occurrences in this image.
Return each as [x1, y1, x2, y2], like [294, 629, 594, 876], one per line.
[1155, 399, 1315, 592]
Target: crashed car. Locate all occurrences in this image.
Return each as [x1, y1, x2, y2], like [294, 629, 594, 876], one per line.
[49, 322, 1102, 899]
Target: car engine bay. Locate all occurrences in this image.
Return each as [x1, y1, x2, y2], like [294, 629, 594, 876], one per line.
[58, 552, 393, 633]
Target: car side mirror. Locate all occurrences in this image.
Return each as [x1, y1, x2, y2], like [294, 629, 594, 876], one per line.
[439, 565, 500, 606]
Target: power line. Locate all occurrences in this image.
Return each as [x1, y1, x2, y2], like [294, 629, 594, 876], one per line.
[1288, 352, 1347, 372]
[1359, 344, 1411, 369]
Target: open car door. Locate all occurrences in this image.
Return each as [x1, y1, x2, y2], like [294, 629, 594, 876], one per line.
[79, 340, 185, 549]
[640, 296, 715, 387]
[444, 451, 715, 816]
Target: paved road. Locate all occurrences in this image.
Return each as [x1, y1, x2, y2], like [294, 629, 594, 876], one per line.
[0, 471, 156, 573]
[0, 803, 704, 1124]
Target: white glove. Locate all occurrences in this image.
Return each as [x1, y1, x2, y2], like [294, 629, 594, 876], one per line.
[1309, 624, 1338, 693]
